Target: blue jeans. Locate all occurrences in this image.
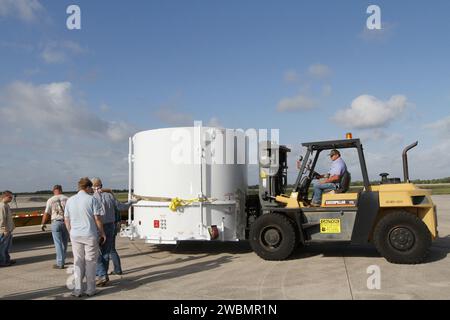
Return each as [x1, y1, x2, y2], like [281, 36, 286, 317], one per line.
[312, 182, 337, 204]
[0, 233, 13, 265]
[96, 222, 115, 279]
[51, 220, 69, 266]
[110, 225, 122, 274]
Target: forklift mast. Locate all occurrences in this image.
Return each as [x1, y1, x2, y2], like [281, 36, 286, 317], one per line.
[258, 141, 290, 207]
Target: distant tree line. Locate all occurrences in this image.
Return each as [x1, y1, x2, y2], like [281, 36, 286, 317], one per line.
[16, 189, 130, 196]
[12, 178, 450, 195]
[348, 177, 450, 186]
[410, 177, 450, 184]
[351, 177, 450, 185]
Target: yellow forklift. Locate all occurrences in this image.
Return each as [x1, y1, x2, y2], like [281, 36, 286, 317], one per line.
[248, 135, 438, 264]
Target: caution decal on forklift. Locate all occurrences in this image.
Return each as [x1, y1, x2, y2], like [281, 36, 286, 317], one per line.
[320, 219, 341, 233]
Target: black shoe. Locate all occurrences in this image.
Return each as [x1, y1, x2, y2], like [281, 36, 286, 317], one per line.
[53, 264, 65, 269]
[0, 263, 11, 267]
[96, 278, 109, 287]
[86, 290, 98, 297]
[9, 260, 16, 265]
[110, 271, 123, 275]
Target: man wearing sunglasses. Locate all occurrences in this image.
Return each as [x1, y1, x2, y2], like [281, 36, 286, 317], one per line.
[311, 149, 347, 207]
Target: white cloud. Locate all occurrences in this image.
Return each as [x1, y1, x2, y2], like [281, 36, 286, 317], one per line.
[24, 67, 40, 76]
[424, 116, 450, 137]
[41, 41, 87, 64]
[359, 22, 395, 42]
[308, 64, 332, 79]
[0, 81, 134, 142]
[155, 107, 224, 128]
[283, 70, 299, 83]
[42, 46, 66, 64]
[333, 95, 408, 129]
[276, 94, 317, 112]
[322, 84, 332, 97]
[156, 107, 194, 126]
[0, 81, 137, 191]
[357, 129, 404, 145]
[0, 41, 34, 52]
[61, 40, 86, 54]
[279, 64, 332, 112]
[412, 139, 450, 179]
[106, 121, 135, 142]
[100, 103, 110, 112]
[207, 117, 223, 128]
[0, 0, 44, 22]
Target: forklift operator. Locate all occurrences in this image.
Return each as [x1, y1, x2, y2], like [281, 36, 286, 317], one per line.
[311, 149, 347, 206]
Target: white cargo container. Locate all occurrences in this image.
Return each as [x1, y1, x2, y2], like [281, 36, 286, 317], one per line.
[125, 126, 248, 244]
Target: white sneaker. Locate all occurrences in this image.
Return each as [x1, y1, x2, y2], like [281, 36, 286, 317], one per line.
[71, 291, 82, 298]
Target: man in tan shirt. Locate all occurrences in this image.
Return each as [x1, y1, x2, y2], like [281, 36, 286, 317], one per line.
[0, 191, 16, 267]
[41, 185, 69, 269]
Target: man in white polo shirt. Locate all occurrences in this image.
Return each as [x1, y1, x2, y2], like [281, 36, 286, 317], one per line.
[311, 149, 347, 206]
[64, 177, 106, 297]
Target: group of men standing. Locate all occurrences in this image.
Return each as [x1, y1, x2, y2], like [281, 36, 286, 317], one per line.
[1, 177, 134, 298]
[57, 177, 133, 296]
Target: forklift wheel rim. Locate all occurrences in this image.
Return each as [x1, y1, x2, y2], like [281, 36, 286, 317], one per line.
[388, 227, 415, 251]
[261, 226, 282, 249]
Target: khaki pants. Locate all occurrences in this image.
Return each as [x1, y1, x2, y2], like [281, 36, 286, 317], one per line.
[71, 236, 98, 294]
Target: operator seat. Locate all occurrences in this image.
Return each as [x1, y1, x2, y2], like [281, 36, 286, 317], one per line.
[335, 171, 351, 193]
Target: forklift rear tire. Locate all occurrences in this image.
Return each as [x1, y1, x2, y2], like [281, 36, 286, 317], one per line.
[249, 213, 297, 260]
[373, 210, 431, 264]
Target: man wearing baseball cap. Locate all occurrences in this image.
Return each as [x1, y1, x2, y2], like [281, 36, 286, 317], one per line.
[311, 149, 347, 207]
[91, 177, 134, 287]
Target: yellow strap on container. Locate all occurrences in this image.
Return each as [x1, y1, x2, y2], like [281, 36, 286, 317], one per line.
[133, 194, 216, 212]
[169, 197, 199, 211]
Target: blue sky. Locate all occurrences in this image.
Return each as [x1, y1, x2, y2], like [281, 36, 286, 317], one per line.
[1, 0, 449, 191]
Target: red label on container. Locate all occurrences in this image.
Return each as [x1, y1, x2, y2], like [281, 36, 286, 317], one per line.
[154, 220, 160, 228]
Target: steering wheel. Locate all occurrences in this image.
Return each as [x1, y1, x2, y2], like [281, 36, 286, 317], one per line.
[312, 171, 321, 179]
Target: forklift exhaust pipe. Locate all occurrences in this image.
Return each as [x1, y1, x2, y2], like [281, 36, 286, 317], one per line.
[402, 141, 418, 183]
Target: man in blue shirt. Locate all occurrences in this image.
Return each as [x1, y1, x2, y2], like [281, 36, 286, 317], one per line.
[64, 177, 106, 297]
[91, 178, 133, 286]
[311, 149, 347, 206]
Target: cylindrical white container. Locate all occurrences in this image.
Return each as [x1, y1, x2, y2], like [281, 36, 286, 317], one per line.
[131, 126, 248, 243]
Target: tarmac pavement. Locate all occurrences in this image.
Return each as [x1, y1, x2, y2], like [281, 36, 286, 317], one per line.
[1, 195, 449, 300]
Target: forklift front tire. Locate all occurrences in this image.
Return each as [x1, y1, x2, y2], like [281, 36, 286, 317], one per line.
[373, 210, 432, 264]
[249, 213, 297, 260]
